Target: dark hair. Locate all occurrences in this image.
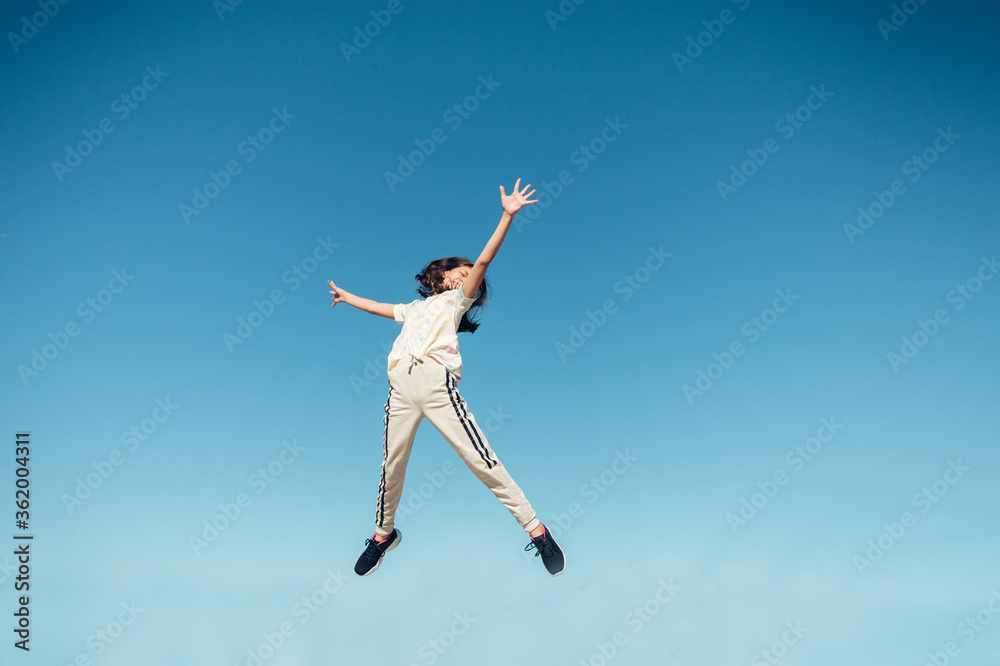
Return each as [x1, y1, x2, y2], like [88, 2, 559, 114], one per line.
[414, 256, 489, 333]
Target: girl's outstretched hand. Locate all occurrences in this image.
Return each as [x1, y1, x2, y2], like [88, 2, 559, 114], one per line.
[328, 280, 351, 308]
[500, 178, 538, 215]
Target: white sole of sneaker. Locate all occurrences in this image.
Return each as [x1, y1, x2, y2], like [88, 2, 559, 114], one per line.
[359, 528, 402, 577]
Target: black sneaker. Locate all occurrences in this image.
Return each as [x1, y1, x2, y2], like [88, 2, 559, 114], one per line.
[355, 528, 402, 576]
[524, 524, 565, 576]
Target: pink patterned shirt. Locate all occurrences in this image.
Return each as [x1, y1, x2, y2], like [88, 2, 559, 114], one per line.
[387, 280, 477, 379]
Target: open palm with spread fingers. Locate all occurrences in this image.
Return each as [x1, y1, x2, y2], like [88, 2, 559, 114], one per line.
[500, 178, 539, 215]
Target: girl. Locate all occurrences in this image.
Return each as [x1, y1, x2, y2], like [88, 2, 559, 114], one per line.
[327, 179, 565, 578]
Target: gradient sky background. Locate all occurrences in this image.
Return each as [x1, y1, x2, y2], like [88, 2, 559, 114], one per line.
[2, 0, 999, 664]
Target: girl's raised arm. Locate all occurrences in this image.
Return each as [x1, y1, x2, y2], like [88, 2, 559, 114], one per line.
[328, 280, 396, 319]
[462, 178, 538, 300]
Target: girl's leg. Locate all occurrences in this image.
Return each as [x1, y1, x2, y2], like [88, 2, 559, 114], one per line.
[374, 378, 423, 538]
[423, 366, 541, 535]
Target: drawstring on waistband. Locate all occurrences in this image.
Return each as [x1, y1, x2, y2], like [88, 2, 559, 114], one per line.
[407, 353, 424, 374]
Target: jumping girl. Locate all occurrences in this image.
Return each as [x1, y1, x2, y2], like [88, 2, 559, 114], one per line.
[327, 178, 565, 578]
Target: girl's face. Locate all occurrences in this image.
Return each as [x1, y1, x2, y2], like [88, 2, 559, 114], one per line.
[441, 265, 472, 291]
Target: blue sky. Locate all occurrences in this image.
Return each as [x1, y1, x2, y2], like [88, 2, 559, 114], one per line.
[2, 0, 999, 664]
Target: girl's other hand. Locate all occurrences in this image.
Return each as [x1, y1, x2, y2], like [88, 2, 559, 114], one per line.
[328, 280, 351, 308]
[500, 178, 538, 215]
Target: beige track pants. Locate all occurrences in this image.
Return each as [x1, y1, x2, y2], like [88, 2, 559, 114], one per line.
[373, 353, 540, 537]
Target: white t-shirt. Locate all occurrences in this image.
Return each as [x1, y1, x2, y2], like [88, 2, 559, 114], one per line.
[387, 280, 477, 379]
